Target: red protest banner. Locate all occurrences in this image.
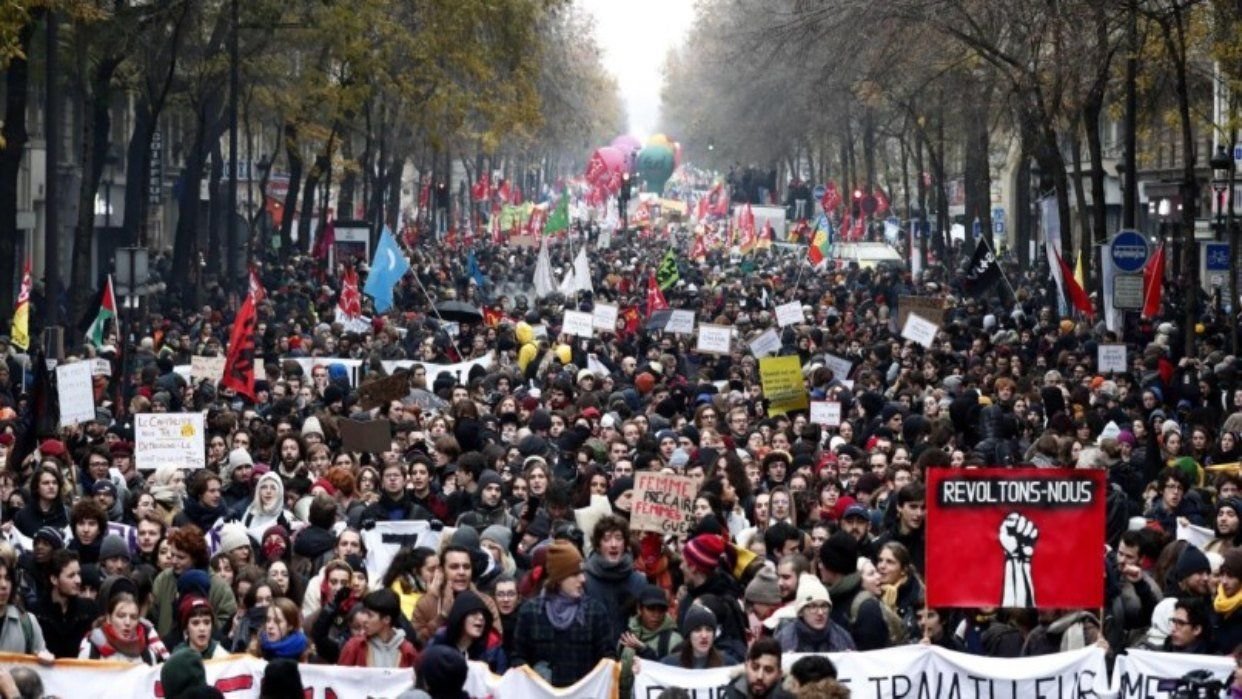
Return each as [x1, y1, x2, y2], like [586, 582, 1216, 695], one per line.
[925, 467, 1105, 609]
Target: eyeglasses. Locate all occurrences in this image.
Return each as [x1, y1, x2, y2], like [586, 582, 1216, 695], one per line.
[1169, 618, 1191, 628]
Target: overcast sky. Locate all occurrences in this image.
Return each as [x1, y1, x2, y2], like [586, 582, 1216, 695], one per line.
[577, 0, 697, 141]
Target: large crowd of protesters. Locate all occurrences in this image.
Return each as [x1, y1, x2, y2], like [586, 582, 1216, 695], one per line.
[0, 215, 1238, 699]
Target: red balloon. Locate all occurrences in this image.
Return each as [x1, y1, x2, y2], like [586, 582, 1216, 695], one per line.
[585, 147, 628, 193]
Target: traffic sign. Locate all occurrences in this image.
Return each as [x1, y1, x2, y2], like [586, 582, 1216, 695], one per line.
[1113, 275, 1144, 310]
[1202, 241, 1231, 292]
[1109, 230, 1149, 273]
[993, 220, 1005, 234]
[813, 185, 826, 201]
[992, 207, 1005, 224]
[1234, 143, 1242, 168]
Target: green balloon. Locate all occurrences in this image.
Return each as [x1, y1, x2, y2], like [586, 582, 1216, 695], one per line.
[637, 145, 675, 193]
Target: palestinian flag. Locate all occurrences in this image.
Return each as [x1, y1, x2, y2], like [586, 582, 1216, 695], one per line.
[86, 276, 117, 348]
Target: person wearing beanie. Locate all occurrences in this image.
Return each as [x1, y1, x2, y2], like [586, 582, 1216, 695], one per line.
[149, 525, 238, 651]
[455, 468, 519, 534]
[173, 595, 228, 659]
[1209, 498, 1242, 554]
[221, 447, 256, 516]
[161, 646, 208, 699]
[661, 603, 734, 668]
[1147, 541, 1213, 647]
[607, 476, 635, 516]
[774, 574, 855, 653]
[417, 644, 469, 699]
[677, 533, 741, 631]
[817, 531, 889, 650]
[429, 589, 507, 674]
[744, 564, 783, 631]
[98, 534, 132, 577]
[511, 540, 614, 687]
[339, 589, 419, 668]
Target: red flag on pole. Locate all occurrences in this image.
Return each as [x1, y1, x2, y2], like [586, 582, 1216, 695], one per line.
[220, 293, 258, 401]
[338, 265, 362, 318]
[248, 265, 266, 304]
[646, 272, 668, 316]
[1141, 243, 1166, 319]
[821, 180, 842, 214]
[1055, 249, 1094, 317]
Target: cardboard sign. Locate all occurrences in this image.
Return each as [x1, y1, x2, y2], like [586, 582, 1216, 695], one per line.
[748, 328, 781, 358]
[562, 310, 595, 338]
[901, 313, 939, 348]
[90, 358, 112, 377]
[775, 301, 804, 328]
[666, 310, 696, 335]
[897, 295, 947, 330]
[823, 353, 853, 381]
[760, 355, 809, 416]
[925, 468, 1105, 609]
[591, 303, 619, 332]
[1097, 343, 1127, 374]
[135, 412, 206, 471]
[696, 324, 732, 355]
[357, 371, 409, 410]
[631, 471, 697, 536]
[190, 355, 227, 384]
[56, 361, 95, 427]
[339, 418, 392, 454]
[810, 400, 842, 427]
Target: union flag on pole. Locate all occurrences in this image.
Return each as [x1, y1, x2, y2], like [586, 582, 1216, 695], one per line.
[646, 272, 669, 316]
[820, 180, 842, 214]
[220, 293, 258, 401]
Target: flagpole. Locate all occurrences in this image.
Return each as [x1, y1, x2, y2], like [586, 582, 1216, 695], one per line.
[983, 235, 1019, 309]
[407, 267, 465, 361]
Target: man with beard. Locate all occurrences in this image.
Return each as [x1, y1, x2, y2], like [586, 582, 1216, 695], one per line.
[583, 515, 646, 644]
[724, 638, 793, 698]
[455, 470, 518, 533]
[274, 435, 312, 497]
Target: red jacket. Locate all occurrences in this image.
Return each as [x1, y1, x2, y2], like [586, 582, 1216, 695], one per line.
[338, 633, 419, 668]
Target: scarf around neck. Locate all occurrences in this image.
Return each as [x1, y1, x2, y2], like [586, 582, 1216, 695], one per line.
[1216, 584, 1242, 617]
[881, 574, 908, 609]
[97, 621, 148, 659]
[543, 592, 585, 631]
[261, 629, 308, 660]
[585, 552, 635, 582]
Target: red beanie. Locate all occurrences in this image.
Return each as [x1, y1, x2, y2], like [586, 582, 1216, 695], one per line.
[177, 595, 213, 630]
[684, 534, 727, 574]
[39, 439, 67, 460]
[311, 478, 338, 497]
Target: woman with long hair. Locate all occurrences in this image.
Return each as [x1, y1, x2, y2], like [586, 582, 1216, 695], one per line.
[13, 466, 69, 538]
[80, 586, 169, 664]
[258, 597, 309, 662]
[660, 604, 733, 668]
[877, 541, 925, 638]
[382, 547, 438, 621]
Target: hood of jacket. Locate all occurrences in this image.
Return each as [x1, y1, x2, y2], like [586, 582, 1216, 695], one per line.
[445, 590, 493, 646]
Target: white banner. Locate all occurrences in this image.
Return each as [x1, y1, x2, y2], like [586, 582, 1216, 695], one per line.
[380, 352, 495, 388]
[1112, 648, 1233, 698]
[810, 400, 842, 427]
[635, 645, 1109, 699]
[56, 361, 96, 427]
[362, 520, 442, 582]
[6, 652, 616, 699]
[562, 310, 595, 338]
[135, 412, 207, 471]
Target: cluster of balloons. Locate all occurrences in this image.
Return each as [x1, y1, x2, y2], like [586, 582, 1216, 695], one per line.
[515, 319, 573, 372]
[584, 133, 682, 198]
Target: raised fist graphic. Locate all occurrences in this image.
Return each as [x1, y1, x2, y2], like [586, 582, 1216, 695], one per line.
[999, 512, 1038, 607]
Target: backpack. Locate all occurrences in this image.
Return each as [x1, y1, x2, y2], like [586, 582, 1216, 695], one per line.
[849, 590, 908, 645]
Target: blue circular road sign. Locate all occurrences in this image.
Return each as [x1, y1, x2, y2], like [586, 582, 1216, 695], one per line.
[1110, 230, 1149, 273]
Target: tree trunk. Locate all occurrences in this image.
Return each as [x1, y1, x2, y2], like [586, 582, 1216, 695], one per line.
[1069, 118, 1090, 261]
[279, 120, 301, 258]
[1084, 98, 1109, 295]
[338, 129, 356, 219]
[1164, 5, 1198, 359]
[963, 79, 993, 247]
[70, 57, 121, 327]
[0, 14, 40, 316]
[862, 108, 876, 188]
[171, 93, 224, 304]
[387, 153, 403, 232]
[298, 153, 327, 253]
[122, 101, 155, 248]
[206, 142, 224, 274]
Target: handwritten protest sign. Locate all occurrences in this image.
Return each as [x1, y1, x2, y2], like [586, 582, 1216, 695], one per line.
[748, 329, 781, 358]
[666, 310, 696, 335]
[591, 303, 618, 332]
[696, 324, 732, 355]
[810, 401, 842, 427]
[562, 310, 594, 338]
[56, 362, 95, 427]
[135, 412, 206, 471]
[1097, 344, 1127, 374]
[901, 313, 938, 348]
[632, 472, 697, 536]
[90, 358, 112, 377]
[823, 353, 852, 381]
[760, 355, 809, 416]
[775, 301, 803, 328]
[190, 355, 227, 384]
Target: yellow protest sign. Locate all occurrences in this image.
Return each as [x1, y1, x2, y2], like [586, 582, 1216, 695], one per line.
[760, 355, 808, 416]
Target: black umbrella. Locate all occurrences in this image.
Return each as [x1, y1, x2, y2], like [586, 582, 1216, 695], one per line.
[433, 300, 483, 324]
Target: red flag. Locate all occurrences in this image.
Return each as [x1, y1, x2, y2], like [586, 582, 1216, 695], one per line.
[1142, 242, 1166, 319]
[471, 174, 490, 202]
[248, 265, 266, 304]
[708, 183, 730, 217]
[313, 221, 335, 260]
[1055, 249, 1094, 317]
[483, 307, 504, 327]
[646, 272, 668, 316]
[821, 180, 842, 214]
[925, 468, 1105, 609]
[690, 231, 708, 261]
[338, 265, 362, 317]
[220, 293, 258, 401]
[738, 205, 757, 253]
[873, 188, 890, 217]
[621, 306, 641, 335]
[695, 194, 708, 221]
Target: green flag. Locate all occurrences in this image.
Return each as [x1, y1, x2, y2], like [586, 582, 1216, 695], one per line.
[656, 250, 680, 290]
[545, 191, 569, 234]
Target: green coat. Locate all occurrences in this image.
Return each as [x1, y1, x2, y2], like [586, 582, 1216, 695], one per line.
[150, 569, 237, 644]
[619, 614, 682, 698]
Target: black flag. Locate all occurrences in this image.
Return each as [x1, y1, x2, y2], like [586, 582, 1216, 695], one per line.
[963, 238, 1003, 295]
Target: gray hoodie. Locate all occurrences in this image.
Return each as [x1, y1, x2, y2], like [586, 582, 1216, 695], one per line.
[368, 628, 410, 668]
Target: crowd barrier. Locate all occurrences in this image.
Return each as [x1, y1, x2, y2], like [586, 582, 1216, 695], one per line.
[0, 645, 1233, 698]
